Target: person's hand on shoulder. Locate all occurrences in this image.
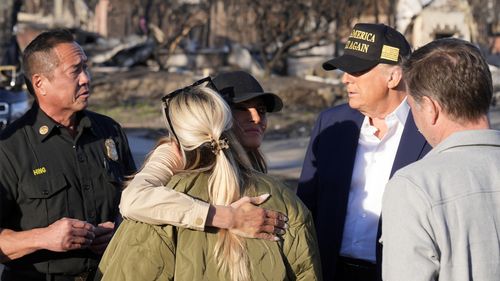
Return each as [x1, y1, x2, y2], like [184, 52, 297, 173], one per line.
[208, 194, 289, 241]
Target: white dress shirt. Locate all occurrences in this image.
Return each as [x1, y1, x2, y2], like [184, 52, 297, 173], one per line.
[340, 99, 409, 262]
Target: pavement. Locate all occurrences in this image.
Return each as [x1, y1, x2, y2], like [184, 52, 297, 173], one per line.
[261, 137, 309, 180]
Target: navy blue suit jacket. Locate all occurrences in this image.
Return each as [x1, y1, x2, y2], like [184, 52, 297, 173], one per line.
[297, 103, 431, 281]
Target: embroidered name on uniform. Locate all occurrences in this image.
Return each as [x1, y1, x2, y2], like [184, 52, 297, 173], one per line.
[33, 167, 47, 176]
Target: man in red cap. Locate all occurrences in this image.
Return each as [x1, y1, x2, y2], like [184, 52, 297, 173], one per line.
[298, 23, 432, 281]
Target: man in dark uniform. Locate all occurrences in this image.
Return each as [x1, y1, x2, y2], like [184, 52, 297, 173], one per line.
[0, 29, 136, 280]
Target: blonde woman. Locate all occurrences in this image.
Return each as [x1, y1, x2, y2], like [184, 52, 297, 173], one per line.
[119, 71, 287, 240]
[96, 78, 321, 280]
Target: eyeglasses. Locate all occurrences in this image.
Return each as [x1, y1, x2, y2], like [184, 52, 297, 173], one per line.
[161, 76, 217, 144]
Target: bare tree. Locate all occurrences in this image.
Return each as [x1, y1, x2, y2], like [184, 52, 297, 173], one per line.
[467, 0, 500, 48]
[126, 0, 209, 69]
[222, 0, 367, 75]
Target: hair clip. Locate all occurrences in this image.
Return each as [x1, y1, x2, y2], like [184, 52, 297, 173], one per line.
[210, 136, 229, 155]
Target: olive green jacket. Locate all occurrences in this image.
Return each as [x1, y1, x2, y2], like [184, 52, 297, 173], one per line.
[96, 172, 322, 280]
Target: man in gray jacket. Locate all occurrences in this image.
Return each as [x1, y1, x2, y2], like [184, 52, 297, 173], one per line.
[381, 38, 500, 281]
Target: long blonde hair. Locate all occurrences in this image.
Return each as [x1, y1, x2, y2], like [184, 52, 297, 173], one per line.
[165, 82, 254, 281]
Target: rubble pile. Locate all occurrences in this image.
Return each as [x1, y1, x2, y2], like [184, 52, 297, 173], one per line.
[88, 68, 347, 140]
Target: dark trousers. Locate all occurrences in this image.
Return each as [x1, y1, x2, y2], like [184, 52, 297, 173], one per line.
[336, 256, 377, 281]
[2, 267, 95, 281]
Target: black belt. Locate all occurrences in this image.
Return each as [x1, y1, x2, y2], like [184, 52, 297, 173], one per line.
[49, 270, 94, 281]
[336, 256, 377, 281]
[2, 267, 96, 281]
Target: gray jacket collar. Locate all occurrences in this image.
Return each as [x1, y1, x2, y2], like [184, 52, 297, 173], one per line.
[428, 129, 500, 157]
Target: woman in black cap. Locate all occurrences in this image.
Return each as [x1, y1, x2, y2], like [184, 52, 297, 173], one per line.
[214, 70, 283, 173]
[119, 71, 288, 242]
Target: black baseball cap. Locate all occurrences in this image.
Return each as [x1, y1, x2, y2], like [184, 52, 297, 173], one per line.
[213, 71, 283, 112]
[323, 23, 411, 73]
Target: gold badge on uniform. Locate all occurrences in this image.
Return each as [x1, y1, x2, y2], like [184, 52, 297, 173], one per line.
[105, 138, 119, 161]
[39, 125, 49, 135]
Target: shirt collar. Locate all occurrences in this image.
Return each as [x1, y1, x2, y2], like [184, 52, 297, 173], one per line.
[31, 103, 96, 142]
[386, 97, 409, 126]
[428, 129, 500, 157]
[78, 111, 94, 133]
[361, 98, 409, 134]
[32, 104, 59, 142]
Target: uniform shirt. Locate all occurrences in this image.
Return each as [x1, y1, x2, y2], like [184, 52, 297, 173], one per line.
[0, 103, 136, 277]
[340, 99, 409, 262]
